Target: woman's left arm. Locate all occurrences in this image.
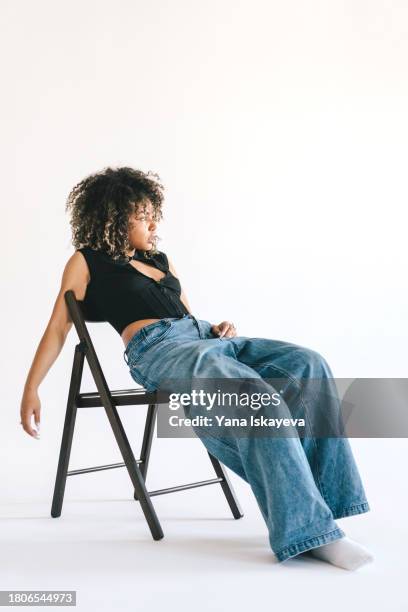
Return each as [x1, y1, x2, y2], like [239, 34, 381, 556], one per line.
[167, 256, 237, 338]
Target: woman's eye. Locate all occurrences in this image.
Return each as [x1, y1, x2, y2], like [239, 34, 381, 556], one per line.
[134, 214, 157, 223]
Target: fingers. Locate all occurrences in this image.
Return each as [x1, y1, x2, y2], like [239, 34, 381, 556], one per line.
[212, 322, 238, 339]
[218, 323, 228, 338]
[230, 322, 237, 337]
[218, 321, 236, 339]
[20, 414, 40, 439]
[34, 417, 41, 438]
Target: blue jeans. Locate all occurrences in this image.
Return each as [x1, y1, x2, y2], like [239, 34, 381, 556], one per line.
[123, 314, 370, 563]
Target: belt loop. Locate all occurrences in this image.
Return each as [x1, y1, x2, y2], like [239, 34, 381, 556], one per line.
[190, 314, 203, 339]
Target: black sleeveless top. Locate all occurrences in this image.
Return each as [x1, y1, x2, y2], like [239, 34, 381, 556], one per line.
[77, 246, 189, 335]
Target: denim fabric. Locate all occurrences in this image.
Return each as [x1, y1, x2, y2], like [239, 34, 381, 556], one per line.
[123, 314, 370, 563]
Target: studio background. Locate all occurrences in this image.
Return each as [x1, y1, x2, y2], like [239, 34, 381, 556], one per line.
[1, 1, 407, 610]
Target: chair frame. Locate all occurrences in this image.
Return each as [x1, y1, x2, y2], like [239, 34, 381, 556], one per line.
[51, 290, 243, 540]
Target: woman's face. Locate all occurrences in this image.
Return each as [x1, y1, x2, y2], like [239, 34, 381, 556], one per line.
[127, 199, 159, 252]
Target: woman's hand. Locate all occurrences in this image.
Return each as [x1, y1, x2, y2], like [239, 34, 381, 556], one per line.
[211, 321, 237, 339]
[20, 388, 41, 439]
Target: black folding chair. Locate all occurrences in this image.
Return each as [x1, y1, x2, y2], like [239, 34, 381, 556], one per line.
[51, 289, 243, 540]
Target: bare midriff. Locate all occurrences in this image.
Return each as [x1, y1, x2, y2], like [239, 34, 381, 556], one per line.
[121, 318, 162, 349]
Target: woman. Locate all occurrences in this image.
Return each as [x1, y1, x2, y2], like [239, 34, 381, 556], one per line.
[20, 166, 374, 570]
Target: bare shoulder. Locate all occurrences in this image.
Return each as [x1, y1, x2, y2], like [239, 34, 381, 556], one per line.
[46, 251, 91, 333]
[66, 250, 90, 279]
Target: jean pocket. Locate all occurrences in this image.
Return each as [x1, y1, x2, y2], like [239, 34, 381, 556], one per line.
[127, 319, 174, 367]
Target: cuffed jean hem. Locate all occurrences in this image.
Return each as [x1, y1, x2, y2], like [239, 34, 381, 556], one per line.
[331, 501, 370, 520]
[274, 527, 346, 563]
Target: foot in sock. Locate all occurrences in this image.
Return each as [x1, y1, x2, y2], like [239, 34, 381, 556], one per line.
[301, 536, 374, 570]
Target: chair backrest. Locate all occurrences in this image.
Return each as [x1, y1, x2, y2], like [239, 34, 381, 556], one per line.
[64, 289, 119, 404]
[65, 289, 108, 372]
[64, 289, 103, 344]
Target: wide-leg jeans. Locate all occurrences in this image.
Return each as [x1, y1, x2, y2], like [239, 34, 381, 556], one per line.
[123, 314, 370, 563]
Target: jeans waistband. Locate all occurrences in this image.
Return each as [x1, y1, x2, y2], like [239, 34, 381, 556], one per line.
[124, 314, 195, 357]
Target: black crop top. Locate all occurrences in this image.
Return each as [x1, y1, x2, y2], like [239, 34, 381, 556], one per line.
[77, 246, 189, 335]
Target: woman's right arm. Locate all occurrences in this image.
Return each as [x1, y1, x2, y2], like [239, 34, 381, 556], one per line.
[20, 251, 90, 438]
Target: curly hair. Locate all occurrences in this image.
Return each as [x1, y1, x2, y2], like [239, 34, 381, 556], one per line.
[65, 166, 165, 261]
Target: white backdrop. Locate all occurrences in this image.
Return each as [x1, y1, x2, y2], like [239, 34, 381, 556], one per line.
[1, 0, 407, 609]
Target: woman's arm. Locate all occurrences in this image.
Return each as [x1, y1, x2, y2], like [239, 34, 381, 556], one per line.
[167, 256, 193, 314]
[20, 252, 90, 438]
[167, 256, 237, 339]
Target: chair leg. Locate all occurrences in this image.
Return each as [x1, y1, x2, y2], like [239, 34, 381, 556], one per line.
[207, 452, 244, 519]
[98, 399, 163, 540]
[123, 447, 164, 540]
[134, 404, 157, 500]
[51, 343, 84, 518]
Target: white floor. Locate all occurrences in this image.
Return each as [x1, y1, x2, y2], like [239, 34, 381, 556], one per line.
[1, 438, 406, 612]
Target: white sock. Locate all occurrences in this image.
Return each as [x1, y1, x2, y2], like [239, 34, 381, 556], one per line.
[303, 536, 374, 570]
